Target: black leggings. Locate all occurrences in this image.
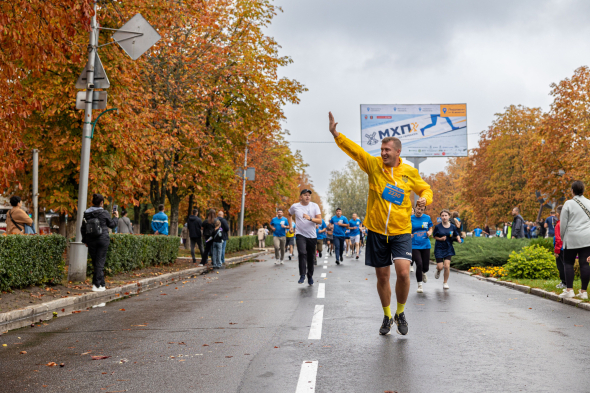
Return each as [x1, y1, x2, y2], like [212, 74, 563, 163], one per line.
[411, 249, 431, 283]
[555, 251, 566, 285]
[563, 246, 590, 290]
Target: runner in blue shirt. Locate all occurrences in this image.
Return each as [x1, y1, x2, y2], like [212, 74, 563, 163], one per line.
[349, 213, 362, 260]
[329, 208, 349, 264]
[411, 205, 433, 293]
[473, 227, 483, 237]
[433, 209, 462, 290]
[316, 219, 327, 263]
[269, 209, 290, 264]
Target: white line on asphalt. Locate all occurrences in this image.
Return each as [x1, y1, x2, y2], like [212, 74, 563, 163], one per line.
[323, 266, 327, 269]
[317, 283, 325, 299]
[296, 360, 318, 392]
[321, 273, 326, 278]
[323, 260, 328, 264]
[308, 305, 324, 339]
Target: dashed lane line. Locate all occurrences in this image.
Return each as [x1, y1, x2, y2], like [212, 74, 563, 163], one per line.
[317, 283, 325, 299]
[320, 273, 326, 278]
[308, 305, 324, 339]
[295, 360, 319, 392]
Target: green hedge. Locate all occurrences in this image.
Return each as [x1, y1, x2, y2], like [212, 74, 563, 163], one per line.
[224, 235, 258, 253]
[430, 237, 531, 270]
[88, 234, 180, 277]
[505, 245, 558, 279]
[266, 235, 274, 247]
[0, 234, 67, 291]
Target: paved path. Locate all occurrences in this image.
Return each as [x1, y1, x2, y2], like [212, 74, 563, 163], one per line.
[1, 250, 590, 392]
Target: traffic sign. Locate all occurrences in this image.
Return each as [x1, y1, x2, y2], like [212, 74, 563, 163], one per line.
[76, 52, 110, 89]
[76, 91, 107, 110]
[112, 14, 161, 60]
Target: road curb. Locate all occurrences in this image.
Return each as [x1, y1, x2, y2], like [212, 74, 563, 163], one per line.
[449, 264, 590, 310]
[0, 250, 269, 333]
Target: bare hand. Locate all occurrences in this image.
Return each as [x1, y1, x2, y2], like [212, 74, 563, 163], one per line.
[303, 214, 311, 220]
[416, 197, 427, 208]
[114, 211, 119, 218]
[555, 253, 560, 258]
[441, 236, 447, 241]
[329, 112, 339, 137]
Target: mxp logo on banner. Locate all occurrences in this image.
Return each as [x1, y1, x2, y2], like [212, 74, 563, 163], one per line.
[359, 104, 468, 158]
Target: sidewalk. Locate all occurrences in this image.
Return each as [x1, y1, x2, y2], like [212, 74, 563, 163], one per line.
[0, 249, 269, 333]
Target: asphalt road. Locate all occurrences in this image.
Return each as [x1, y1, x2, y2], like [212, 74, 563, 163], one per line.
[2, 249, 590, 392]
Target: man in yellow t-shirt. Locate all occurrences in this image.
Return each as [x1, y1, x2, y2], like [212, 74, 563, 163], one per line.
[329, 112, 433, 336]
[286, 222, 296, 260]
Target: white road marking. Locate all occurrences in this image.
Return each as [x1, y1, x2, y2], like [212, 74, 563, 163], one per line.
[317, 283, 325, 299]
[323, 266, 327, 269]
[308, 305, 324, 339]
[296, 360, 319, 392]
[321, 273, 326, 278]
[323, 260, 328, 264]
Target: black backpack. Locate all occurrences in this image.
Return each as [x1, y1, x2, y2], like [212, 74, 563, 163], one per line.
[84, 212, 102, 238]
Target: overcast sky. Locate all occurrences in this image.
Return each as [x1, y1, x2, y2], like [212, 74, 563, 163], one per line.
[265, 0, 590, 209]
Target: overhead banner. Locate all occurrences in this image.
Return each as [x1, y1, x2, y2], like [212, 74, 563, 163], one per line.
[360, 104, 468, 157]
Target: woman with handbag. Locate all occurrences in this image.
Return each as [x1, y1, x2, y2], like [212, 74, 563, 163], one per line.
[558, 181, 590, 299]
[81, 194, 119, 292]
[6, 196, 33, 234]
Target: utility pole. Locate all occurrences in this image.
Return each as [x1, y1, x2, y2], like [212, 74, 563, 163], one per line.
[69, 1, 98, 282]
[32, 149, 39, 232]
[238, 132, 253, 236]
[406, 157, 427, 206]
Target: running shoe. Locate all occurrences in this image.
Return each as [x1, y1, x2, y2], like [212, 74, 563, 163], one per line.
[393, 312, 408, 335]
[288, 255, 292, 261]
[410, 265, 415, 272]
[308, 277, 314, 286]
[423, 273, 428, 283]
[417, 284, 423, 293]
[319, 252, 322, 258]
[443, 283, 449, 290]
[274, 261, 279, 265]
[335, 260, 340, 265]
[379, 315, 393, 335]
[576, 290, 588, 300]
[435, 269, 441, 279]
[280, 260, 284, 265]
[92, 285, 102, 292]
[559, 289, 574, 298]
[356, 255, 359, 260]
[556, 282, 566, 289]
[298, 275, 305, 284]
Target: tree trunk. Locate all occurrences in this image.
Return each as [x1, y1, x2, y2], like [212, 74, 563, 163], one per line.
[187, 194, 194, 222]
[133, 204, 141, 233]
[140, 204, 150, 234]
[166, 186, 181, 237]
[221, 198, 232, 236]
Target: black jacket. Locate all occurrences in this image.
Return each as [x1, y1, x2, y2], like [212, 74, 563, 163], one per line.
[218, 217, 229, 240]
[187, 215, 202, 238]
[202, 220, 216, 239]
[81, 207, 118, 243]
[512, 214, 525, 238]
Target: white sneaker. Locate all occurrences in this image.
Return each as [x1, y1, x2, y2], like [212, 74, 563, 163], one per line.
[92, 303, 106, 308]
[98, 285, 106, 292]
[559, 290, 575, 298]
[443, 283, 449, 290]
[410, 265, 415, 272]
[274, 261, 279, 265]
[576, 291, 588, 300]
[423, 273, 428, 283]
[280, 260, 284, 265]
[556, 282, 566, 289]
[435, 269, 441, 279]
[92, 285, 101, 292]
[417, 284, 423, 293]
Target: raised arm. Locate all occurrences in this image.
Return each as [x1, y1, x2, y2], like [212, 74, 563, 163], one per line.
[330, 112, 374, 173]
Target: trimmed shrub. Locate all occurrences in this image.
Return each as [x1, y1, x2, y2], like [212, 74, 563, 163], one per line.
[224, 235, 257, 253]
[529, 237, 553, 253]
[504, 245, 558, 279]
[265, 235, 274, 247]
[430, 237, 530, 270]
[0, 234, 67, 291]
[87, 234, 180, 277]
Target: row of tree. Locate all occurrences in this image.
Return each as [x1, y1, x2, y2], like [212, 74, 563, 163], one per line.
[424, 66, 590, 228]
[1, 0, 315, 236]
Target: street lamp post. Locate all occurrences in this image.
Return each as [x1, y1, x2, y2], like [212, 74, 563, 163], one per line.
[238, 132, 253, 236]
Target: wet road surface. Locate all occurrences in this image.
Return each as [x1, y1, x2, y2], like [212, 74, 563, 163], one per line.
[1, 250, 589, 392]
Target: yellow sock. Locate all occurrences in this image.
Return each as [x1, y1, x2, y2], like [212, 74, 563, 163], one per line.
[383, 305, 392, 318]
[396, 302, 405, 315]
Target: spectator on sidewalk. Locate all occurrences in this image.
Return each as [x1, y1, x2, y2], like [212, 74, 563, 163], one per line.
[554, 205, 566, 289]
[118, 209, 133, 234]
[187, 209, 203, 264]
[545, 210, 557, 238]
[269, 209, 289, 264]
[559, 181, 590, 299]
[81, 194, 118, 292]
[537, 220, 546, 238]
[257, 225, 266, 248]
[151, 204, 169, 235]
[6, 195, 33, 235]
[201, 209, 217, 266]
[217, 210, 230, 265]
[211, 219, 224, 269]
[511, 207, 525, 238]
[181, 223, 190, 249]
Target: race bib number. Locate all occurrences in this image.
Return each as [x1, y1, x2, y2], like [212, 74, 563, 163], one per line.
[382, 183, 404, 206]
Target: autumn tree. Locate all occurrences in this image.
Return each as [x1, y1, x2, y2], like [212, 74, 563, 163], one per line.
[326, 160, 369, 219]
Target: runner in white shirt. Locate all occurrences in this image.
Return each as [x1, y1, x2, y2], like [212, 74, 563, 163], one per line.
[288, 189, 323, 285]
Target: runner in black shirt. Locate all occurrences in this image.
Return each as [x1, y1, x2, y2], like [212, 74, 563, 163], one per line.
[433, 209, 462, 290]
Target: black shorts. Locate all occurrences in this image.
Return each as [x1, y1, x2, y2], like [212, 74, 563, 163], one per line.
[436, 257, 452, 263]
[365, 230, 412, 268]
[286, 237, 295, 246]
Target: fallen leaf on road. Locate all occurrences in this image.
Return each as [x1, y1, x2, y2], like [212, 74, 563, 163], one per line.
[175, 287, 178, 290]
[168, 342, 175, 344]
[160, 294, 167, 296]
[2, 344, 6, 347]
[365, 278, 368, 280]
[20, 351, 27, 354]
[202, 344, 209, 347]
[124, 292, 129, 295]
[119, 309, 125, 311]
[60, 363, 65, 367]
[131, 325, 146, 327]
[91, 356, 111, 360]
[178, 342, 186, 345]
[575, 325, 584, 327]
[81, 351, 91, 355]
[179, 359, 185, 362]
[244, 353, 250, 355]
[46, 362, 57, 367]
[229, 323, 237, 325]
[61, 309, 65, 312]
[72, 311, 82, 314]
[274, 346, 279, 349]
[225, 356, 233, 358]
[214, 342, 223, 344]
